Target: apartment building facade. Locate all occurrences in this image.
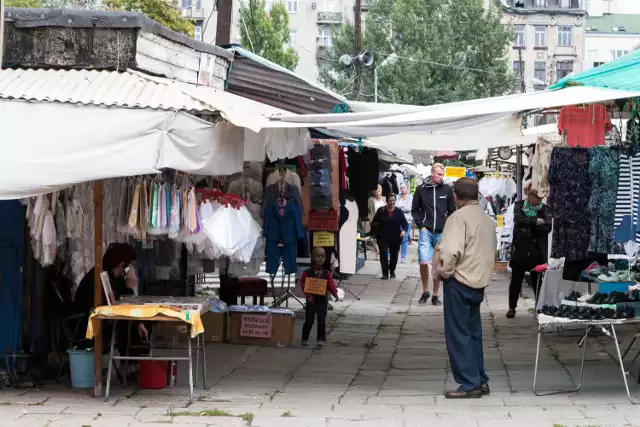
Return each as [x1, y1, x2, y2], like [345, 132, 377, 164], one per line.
[181, 0, 358, 81]
[583, 0, 640, 70]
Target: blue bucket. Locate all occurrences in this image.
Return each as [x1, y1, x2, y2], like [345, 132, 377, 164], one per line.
[67, 348, 95, 389]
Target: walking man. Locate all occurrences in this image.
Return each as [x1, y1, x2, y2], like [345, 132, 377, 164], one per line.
[412, 163, 456, 306]
[433, 178, 497, 398]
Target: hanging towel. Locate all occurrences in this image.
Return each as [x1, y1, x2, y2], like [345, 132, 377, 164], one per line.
[158, 183, 166, 229]
[128, 180, 141, 230]
[169, 186, 180, 239]
[141, 179, 149, 240]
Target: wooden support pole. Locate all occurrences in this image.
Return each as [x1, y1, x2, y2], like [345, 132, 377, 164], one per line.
[93, 180, 103, 397]
[1, 0, 5, 68]
[215, 0, 232, 46]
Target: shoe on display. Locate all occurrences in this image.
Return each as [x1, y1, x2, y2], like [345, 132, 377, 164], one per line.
[418, 292, 431, 305]
[506, 309, 515, 319]
[432, 296, 442, 306]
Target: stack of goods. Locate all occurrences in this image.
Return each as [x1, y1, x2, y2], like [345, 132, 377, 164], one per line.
[537, 304, 636, 320]
[308, 145, 333, 210]
[581, 259, 640, 283]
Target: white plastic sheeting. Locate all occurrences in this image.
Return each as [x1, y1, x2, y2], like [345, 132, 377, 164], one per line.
[0, 101, 245, 199]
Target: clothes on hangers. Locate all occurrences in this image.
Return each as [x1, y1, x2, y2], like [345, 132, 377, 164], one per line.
[558, 104, 612, 147]
[613, 151, 640, 244]
[380, 174, 399, 197]
[266, 169, 302, 195]
[347, 147, 380, 221]
[530, 137, 561, 198]
[548, 147, 592, 262]
[588, 146, 619, 254]
[264, 200, 304, 275]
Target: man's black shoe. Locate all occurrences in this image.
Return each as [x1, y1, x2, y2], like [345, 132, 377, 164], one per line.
[418, 292, 431, 305]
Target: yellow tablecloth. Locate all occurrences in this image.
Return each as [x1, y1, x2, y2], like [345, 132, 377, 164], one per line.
[86, 304, 204, 339]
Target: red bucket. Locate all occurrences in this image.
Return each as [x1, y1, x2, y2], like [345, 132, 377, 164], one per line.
[139, 361, 168, 389]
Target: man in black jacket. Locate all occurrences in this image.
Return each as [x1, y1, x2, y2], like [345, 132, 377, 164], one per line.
[412, 163, 456, 305]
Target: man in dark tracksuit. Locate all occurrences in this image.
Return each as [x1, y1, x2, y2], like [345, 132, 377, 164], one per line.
[411, 163, 456, 306]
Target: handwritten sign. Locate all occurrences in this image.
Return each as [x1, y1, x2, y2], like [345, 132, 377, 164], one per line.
[240, 314, 273, 338]
[496, 215, 504, 228]
[444, 167, 467, 179]
[313, 231, 335, 247]
[305, 278, 328, 296]
[308, 209, 339, 231]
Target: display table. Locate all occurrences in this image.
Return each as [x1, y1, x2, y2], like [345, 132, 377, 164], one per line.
[87, 305, 205, 401]
[536, 270, 594, 310]
[534, 313, 640, 404]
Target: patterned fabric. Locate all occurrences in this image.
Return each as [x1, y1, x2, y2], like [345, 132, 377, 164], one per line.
[588, 147, 619, 253]
[530, 137, 560, 198]
[548, 147, 592, 261]
[87, 305, 204, 339]
[613, 151, 640, 243]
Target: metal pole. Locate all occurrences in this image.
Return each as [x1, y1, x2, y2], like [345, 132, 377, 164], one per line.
[374, 67, 378, 103]
[515, 145, 523, 201]
[215, 0, 233, 46]
[352, 0, 362, 100]
[93, 180, 103, 397]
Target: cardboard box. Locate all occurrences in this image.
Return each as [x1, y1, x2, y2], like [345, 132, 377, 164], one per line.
[228, 312, 295, 347]
[201, 312, 227, 343]
[155, 312, 226, 343]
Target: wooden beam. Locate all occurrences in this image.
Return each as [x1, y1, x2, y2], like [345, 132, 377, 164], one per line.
[1, 0, 5, 68]
[93, 180, 103, 397]
[215, 0, 232, 46]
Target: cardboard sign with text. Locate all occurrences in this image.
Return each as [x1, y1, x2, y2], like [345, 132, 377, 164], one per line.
[444, 167, 467, 179]
[240, 314, 273, 338]
[305, 278, 328, 296]
[313, 231, 335, 247]
[308, 210, 339, 231]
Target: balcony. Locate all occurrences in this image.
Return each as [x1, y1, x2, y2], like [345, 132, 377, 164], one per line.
[317, 12, 342, 24]
[181, 8, 206, 19]
[504, 0, 584, 10]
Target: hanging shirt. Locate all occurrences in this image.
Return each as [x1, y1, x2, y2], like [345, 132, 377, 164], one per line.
[558, 104, 612, 148]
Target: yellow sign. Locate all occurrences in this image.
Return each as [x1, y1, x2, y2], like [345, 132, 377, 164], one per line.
[305, 278, 328, 296]
[313, 231, 335, 247]
[496, 214, 504, 228]
[444, 167, 467, 179]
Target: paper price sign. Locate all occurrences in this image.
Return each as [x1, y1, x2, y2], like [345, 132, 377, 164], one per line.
[444, 167, 467, 178]
[313, 231, 335, 247]
[305, 278, 328, 296]
[496, 215, 504, 228]
[240, 314, 273, 338]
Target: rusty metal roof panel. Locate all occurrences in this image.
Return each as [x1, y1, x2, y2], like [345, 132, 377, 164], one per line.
[226, 47, 348, 114]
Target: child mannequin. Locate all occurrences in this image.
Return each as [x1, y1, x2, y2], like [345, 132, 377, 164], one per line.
[300, 247, 339, 347]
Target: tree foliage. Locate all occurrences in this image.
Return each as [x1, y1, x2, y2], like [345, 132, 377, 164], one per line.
[5, 0, 44, 7]
[239, 0, 299, 71]
[320, 0, 514, 105]
[103, 0, 194, 37]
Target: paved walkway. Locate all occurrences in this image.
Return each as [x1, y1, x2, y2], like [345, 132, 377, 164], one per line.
[3, 260, 640, 427]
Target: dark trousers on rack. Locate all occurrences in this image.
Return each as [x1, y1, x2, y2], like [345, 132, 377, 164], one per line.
[377, 237, 400, 277]
[443, 277, 488, 392]
[509, 266, 539, 310]
[266, 240, 297, 275]
[302, 295, 328, 342]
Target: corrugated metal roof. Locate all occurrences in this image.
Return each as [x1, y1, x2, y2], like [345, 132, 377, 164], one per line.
[225, 46, 348, 115]
[0, 68, 213, 111]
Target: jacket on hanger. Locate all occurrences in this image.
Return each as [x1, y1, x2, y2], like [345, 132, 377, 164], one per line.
[264, 200, 304, 244]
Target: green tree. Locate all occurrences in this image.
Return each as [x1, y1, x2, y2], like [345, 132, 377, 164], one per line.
[103, 0, 194, 37]
[239, 0, 299, 71]
[320, 0, 514, 105]
[5, 0, 44, 7]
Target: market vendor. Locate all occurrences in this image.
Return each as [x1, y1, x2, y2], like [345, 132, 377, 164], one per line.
[506, 186, 551, 319]
[72, 243, 149, 375]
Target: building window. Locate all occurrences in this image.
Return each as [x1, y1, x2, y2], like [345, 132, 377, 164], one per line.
[288, 29, 297, 48]
[514, 24, 525, 47]
[557, 26, 573, 46]
[535, 0, 546, 7]
[181, 0, 189, 7]
[287, 0, 298, 13]
[556, 61, 573, 80]
[611, 50, 628, 60]
[194, 24, 202, 41]
[194, 0, 201, 9]
[534, 61, 546, 83]
[534, 25, 547, 47]
[513, 60, 524, 72]
[265, 0, 273, 11]
[318, 28, 332, 48]
[593, 61, 605, 68]
[322, 0, 338, 12]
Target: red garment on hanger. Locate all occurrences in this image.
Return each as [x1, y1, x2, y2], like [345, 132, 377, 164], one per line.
[558, 104, 612, 147]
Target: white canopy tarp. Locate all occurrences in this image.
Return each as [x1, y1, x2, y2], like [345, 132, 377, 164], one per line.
[264, 86, 640, 151]
[0, 101, 247, 199]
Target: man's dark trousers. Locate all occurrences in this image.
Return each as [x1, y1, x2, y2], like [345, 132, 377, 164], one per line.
[443, 277, 489, 392]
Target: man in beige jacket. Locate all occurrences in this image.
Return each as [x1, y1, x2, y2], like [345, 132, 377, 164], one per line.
[433, 178, 497, 399]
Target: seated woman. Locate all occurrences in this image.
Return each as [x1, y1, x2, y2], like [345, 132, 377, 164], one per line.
[72, 243, 149, 378]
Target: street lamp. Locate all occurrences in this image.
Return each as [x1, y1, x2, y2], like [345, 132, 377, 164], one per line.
[374, 52, 398, 103]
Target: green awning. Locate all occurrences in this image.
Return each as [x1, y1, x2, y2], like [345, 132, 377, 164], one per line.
[549, 49, 640, 91]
